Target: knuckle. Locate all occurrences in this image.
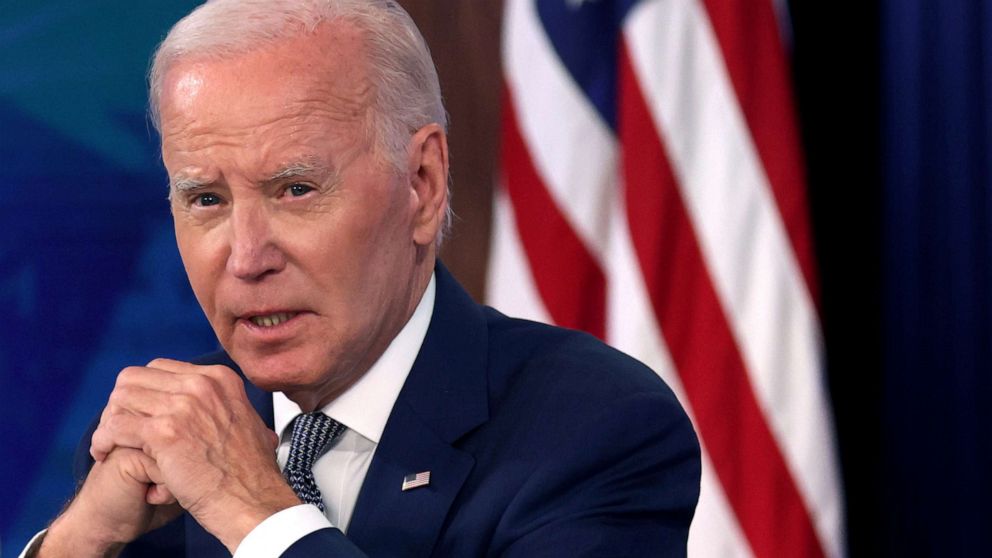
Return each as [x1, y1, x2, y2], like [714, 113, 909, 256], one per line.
[172, 393, 195, 416]
[90, 427, 108, 445]
[103, 394, 131, 419]
[210, 365, 244, 397]
[151, 416, 181, 445]
[103, 411, 126, 432]
[98, 403, 114, 423]
[146, 357, 173, 369]
[110, 384, 134, 401]
[115, 366, 138, 386]
[184, 374, 215, 398]
[204, 364, 234, 383]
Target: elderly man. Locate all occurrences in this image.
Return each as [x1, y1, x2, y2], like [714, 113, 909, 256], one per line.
[26, 1, 700, 557]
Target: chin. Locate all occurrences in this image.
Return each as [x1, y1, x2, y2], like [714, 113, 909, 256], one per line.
[233, 352, 319, 392]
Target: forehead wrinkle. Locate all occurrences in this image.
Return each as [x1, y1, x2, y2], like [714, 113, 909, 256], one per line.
[166, 106, 360, 159]
[161, 125, 255, 161]
[304, 80, 374, 121]
[164, 89, 332, 142]
[280, 97, 372, 151]
[284, 70, 375, 149]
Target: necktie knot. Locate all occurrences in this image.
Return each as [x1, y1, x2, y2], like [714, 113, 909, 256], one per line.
[284, 412, 345, 511]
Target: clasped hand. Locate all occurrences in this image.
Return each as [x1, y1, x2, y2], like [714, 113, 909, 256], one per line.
[45, 359, 299, 557]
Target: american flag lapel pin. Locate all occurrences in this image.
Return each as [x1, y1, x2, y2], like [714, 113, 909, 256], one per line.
[402, 471, 431, 491]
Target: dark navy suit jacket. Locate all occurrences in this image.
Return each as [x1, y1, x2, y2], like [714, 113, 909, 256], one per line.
[73, 264, 701, 557]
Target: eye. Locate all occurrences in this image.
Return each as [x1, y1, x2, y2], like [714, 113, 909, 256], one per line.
[286, 183, 313, 197]
[194, 193, 222, 207]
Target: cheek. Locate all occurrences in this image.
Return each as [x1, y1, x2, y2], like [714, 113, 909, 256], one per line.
[360, 181, 417, 250]
[299, 216, 397, 307]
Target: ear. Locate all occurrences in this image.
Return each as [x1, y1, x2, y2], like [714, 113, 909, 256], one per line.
[406, 123, 449, 247]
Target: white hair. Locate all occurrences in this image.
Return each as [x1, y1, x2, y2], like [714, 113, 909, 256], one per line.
[149, 0, 452, 239]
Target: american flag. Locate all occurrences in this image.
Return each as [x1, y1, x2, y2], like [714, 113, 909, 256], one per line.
[486, 0, 844, 556]
[402, 471, 431, 491]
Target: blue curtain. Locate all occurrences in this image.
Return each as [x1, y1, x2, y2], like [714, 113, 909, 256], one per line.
[880, 0, 992, 555]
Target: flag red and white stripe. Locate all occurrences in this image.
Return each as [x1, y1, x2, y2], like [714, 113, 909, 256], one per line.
[487, 0, 844, 556]
[401, 471, 431, 491]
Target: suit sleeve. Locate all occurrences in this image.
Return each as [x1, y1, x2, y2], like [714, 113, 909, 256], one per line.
[496, 390, 701, 557]
[232, 505, 368, 558]
[278, 528, 370, 557]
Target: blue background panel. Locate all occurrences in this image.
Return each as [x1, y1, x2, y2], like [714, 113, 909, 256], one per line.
[1, 1, 212, 551]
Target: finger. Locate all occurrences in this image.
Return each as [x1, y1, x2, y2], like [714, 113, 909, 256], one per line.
[93, 404, 117, 461]
[145, 357, 198, 374]
[92, 367, 185, 462]
[141, 360, 247, 404]
[146, 358, 234, 382]
[106, 383, 182, 418]
[91, 412, 152, 461]
[91, 440, 107, 463]
[92, 404, 160, 461]
[115, 365, 186, 393]
[146, 484, 178, 506]
[147, 359, 243, 396]
[268, 429, 280, 451]
[133, 446, 166, 484]
[95, 380, 197, 461]
[116, 367, 227, 411]
[127, 450, 177, 506]
[110, 447, 158, 484]
[91, 409, 133, 462]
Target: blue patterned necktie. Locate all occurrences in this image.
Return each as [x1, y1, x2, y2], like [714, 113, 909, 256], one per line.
[284, 412, 345, 512]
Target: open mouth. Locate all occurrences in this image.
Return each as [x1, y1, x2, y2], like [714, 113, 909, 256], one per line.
[248, 312, 298, 327]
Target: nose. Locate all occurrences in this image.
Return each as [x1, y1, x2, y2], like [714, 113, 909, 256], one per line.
[226, 200, 286, 281]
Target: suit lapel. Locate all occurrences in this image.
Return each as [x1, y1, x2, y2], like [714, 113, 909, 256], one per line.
[184, 352, 275, 557]
[346, 402, 476, 557]
[347, 264, 489, 557]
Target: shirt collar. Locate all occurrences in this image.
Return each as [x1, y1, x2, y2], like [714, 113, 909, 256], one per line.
[273, 273, 436, 444]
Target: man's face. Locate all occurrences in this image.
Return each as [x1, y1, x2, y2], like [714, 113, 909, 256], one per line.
[159, 27, 434, 409]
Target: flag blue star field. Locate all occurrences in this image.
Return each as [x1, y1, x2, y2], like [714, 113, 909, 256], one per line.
[487, 0, 843, 556]
[0, 2, 213, 552]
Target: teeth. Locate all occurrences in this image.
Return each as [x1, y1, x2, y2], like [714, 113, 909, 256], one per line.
[250, 312, 296, 327]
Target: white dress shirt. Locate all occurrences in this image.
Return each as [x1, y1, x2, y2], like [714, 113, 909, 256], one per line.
[234, 274, 435, 558]
[20, 274, 435, 558]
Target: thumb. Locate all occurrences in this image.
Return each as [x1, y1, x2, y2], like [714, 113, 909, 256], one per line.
[126, 450, 176, 506]
[146, 483, 177, 506]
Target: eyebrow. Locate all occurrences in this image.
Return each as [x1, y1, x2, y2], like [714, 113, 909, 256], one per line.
[167, 160, 335, 198]
[266, 161, 329, 182]
[169, 175, 208, 199]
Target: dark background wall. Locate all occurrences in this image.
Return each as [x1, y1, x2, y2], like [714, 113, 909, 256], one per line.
[2, 1, 990, 556]
[788, 2, 884, 555]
